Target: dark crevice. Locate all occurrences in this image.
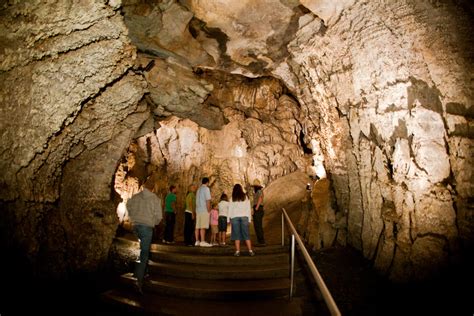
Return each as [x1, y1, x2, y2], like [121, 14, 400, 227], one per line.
[265, 5, 308, 65]
[406, 134, 429, 175]
[145, 136, 152, 164]
[299, 130, 313, 154]
[190, 17, 233, 68]
[407, 76, 443, 113]
[386, 158, 394, 177]
[133, 59, 155, 74]
[369, 123, 384, 148]
[372, 225, 385, 262]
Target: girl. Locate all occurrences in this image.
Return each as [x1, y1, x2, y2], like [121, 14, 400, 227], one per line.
[209, 202, 219, 246]
[218, 193, 229, 246]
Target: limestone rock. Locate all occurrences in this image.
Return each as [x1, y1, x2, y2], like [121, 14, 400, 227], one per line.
[181, 0, 306, 75]
[0, 1, 148, 276]
[121, 0, 214, 67]
[142, 57, 224, 129]
[0, 0, 472, 283]
[299, 0, 356, 26]
[284, 0, 473, 280]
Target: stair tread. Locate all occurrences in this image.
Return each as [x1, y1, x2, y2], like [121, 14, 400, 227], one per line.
[149, 260, 288, 272]
[152, 252, 289, 266]
[102, 288, 302, 315]
[122, 273, 290, 291]
[115, 237, 287, 255]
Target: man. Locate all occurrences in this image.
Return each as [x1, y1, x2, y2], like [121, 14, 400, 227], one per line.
[163, 185, 177, 244]
[195, 177, 212, 247]
[126, 180, 162, 294]
[184, 184, 197, 246]
[252, 179, 266, 246]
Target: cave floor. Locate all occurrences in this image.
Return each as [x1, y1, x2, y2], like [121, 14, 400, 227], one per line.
[311, 246, 473, 315]
[2, 242, 471, 315]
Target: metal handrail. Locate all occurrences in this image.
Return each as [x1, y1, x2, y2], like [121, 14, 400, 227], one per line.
[281, 208, 341, 316]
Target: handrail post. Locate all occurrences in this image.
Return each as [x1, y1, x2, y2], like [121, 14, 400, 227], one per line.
[281, 212, 285, 246]
[281, 208, 341, 316]
[289, 233, 295, 299]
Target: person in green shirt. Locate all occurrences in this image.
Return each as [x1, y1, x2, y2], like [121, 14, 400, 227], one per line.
[163, 185, 177, 244]
[184, 184, 197, 246]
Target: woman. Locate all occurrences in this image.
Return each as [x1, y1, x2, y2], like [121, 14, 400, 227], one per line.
[228, 184, 255, 257]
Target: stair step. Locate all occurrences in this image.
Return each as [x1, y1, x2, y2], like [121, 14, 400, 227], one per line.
[115, 237, 288, 255]
[101, 288, 303, 315]
[152, 244, 288, 255]
[151, 251, 289, 266]
[121, 273, 290, 300]
[148, 260, 289, 279]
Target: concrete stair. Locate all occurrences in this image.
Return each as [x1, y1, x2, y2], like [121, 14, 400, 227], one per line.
[101, 237, 299, 315]
[148, 261, 288, 279]
[102, 288, 304, 316]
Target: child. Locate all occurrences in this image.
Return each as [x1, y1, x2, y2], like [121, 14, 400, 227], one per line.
[209, 202, 219, 246]
[218, 193, 229, 246]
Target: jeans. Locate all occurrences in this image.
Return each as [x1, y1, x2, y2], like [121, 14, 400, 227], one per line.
[184, 212, 195, 245]
[164, 212, 175, 242]
[133, 224, 153, 287]
[253, 209, 265, 244]
[231, 217, 250, 241]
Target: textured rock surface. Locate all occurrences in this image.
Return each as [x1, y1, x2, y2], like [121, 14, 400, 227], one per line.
[0, 0, 472, 281]
[282, 0, 474, 280]
[0, 2, 149, 276]
[114, 74, 311, 233]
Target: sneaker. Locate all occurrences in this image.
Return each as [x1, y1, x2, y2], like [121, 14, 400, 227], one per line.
[234, 251, 240, 257]
[249, 250, 255, 256]
[195, 241, 200, 246]
[200, 241, 213, 247]
[212, 242, 219, 246]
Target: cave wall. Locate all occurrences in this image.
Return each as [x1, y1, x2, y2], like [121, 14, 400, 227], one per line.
[280, 0, 474, 280]
[0, 0, 472, 281]
[0, 1, 149, 276]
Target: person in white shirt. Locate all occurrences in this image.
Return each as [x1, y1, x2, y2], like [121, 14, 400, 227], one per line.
[217, 193, 229, 246]
[195, 177, 213, 247]
[228, 184, 254, 257]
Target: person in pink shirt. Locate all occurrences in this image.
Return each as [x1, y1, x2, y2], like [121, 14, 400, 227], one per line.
[209, 203, 219, 246]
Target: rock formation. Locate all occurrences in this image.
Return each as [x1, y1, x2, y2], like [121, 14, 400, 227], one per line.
[0, 0, 472, 281]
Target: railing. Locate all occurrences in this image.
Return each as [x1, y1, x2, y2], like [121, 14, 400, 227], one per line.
[281, 208, 341, 316]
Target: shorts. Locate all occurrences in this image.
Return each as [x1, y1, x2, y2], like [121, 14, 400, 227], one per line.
[195, 211, 210, 229]
[230, 217, 250, 241]
[218, 216, 227, 232]
[211, 225, 218, 234]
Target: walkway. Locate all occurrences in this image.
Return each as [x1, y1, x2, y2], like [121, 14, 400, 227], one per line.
[101, 237, 321, 315]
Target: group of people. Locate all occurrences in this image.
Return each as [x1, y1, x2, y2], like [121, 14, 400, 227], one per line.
[126, 176, 266, 293]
